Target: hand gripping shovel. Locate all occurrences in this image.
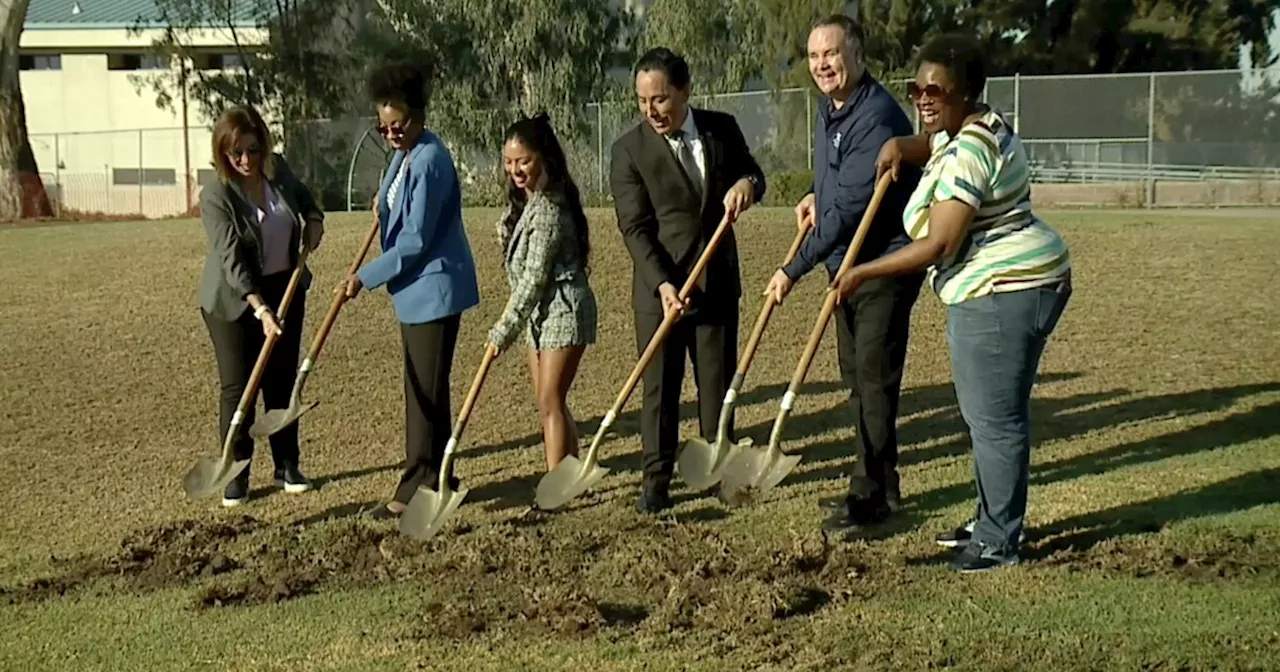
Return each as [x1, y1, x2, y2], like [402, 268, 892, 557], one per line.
[183, 246, 312, 499]
[399, 344, 499, 541]
[534, 212, 737, 511]
[250, 213, 383, 438]
[676, 223, 811, 491]
[719, 173, 894, 506]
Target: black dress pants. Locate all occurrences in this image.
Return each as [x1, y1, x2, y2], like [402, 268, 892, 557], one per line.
[393, 314, 462, 504]
[830, 272, 923, 505]
[634, 305, 739, 490]
[202, 271, 306, 468]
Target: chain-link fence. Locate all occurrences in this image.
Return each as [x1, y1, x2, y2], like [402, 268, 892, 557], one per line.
[32, 67, 1280, 217]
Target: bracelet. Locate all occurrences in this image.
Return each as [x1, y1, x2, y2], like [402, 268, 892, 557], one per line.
[253, 305, 269, 320]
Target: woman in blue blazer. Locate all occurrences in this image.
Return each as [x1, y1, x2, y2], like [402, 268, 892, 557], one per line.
[340, 61, 481, 520]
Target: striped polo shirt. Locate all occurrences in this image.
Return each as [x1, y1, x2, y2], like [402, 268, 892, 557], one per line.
[902, 109, 1071, 305]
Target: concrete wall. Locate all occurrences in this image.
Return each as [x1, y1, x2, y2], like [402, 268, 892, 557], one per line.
[1031, 181, 1280, 209]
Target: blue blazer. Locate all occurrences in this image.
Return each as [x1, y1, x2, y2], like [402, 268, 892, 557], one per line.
[357, 131, 480, 325]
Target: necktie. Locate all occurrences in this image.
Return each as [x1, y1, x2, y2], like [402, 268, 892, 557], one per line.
[671, 129, 704, 201]
[671, 129, 708, 291]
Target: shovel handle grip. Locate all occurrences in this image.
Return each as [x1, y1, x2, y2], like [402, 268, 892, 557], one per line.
[785, 172, 893, 393]
[302, 213, 383, 362]
[451, 343, 499, 443]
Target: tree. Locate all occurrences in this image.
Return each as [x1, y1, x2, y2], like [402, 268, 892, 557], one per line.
[132, 0, 371, 207]
[0, 0, 52, 220]
[639, 0, 764, 95]
[370, 0, 629, 192]
[965, 0, 1280, 75]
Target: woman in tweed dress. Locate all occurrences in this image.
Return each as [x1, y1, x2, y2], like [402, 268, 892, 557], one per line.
[490, 113, 598, 472]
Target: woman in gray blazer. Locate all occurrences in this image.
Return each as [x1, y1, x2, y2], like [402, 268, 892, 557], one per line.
[198, 104, 324, 507]
[490, 114, 597, 475]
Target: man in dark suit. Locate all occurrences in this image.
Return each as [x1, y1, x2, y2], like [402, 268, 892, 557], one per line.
[611, 47, 766, 514]
[763, 15, 923, 529]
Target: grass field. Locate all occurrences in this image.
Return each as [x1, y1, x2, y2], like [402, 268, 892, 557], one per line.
[2, 207, 1278, 671]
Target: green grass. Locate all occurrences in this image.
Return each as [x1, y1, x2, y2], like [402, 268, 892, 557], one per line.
[1, 207, 1278, 671]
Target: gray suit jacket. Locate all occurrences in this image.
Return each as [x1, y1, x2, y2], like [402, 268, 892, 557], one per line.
[197, 153, 323, 321]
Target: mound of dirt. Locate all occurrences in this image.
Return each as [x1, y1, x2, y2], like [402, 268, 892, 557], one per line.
[4, 508, 890, 645]
[1, 515, 258, 605]
[1039, 531, 1280, 582]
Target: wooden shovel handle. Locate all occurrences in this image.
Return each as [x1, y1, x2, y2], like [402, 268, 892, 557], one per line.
[301, 212, 383, 362]
[735, 224, 811, 375]
[609, 211, 736, 414]
[786, 172, 894, 393]
[451, 343, 499, 442]
[238, 247, 311, 414]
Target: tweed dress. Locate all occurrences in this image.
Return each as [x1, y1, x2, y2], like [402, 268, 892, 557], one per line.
[489, 191, 597, 351]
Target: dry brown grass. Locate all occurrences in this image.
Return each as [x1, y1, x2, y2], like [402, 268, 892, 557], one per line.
[1, 208, 1278, 670]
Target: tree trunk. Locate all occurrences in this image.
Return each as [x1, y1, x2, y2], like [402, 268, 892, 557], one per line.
[1, 0, 53, 221]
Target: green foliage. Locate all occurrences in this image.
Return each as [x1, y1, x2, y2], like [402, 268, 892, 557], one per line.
[763, 170, 814, 207]
[638, 0, 764, 94]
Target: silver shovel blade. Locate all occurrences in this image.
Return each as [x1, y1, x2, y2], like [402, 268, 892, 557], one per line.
[534, 455, 611, 511]
[398, 484, 470, 541]
[249, 401, 319, 439]
[677, 436, 753, 492]
[717, 446, 772, 506]
[183, 457, 251, 499]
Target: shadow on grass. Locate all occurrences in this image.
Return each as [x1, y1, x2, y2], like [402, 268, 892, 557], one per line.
[902, 399, 1280, 566]
[790, 381, 1280, 495]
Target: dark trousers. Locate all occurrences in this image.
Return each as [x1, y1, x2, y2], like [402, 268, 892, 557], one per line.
[831, 272, 923, 504]
[393, 314, 461, 505]
[202, 272, 306, 468]
[635, 305, 739, 489]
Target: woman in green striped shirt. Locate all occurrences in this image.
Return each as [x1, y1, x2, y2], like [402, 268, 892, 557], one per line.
[831, 33, 1073, 573]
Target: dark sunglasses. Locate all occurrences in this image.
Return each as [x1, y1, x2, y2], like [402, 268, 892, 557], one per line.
[376, 119, 415, 138]
[229, 144, 262, 158]
[907, 82, 951, 101]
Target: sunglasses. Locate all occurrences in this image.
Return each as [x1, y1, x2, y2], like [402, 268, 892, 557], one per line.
[376, 119, 415, 138]
[229, 144, 263, 158]
[907, 83, 952, 101]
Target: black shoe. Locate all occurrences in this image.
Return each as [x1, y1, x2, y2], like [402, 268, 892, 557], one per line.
[274, 464, 314, 494]
[428, 475, 461, 492]
[636, 484, 673, 515]
[821, 497, 892, 533]
[820, 492, 902, 513]
[949, 541, 1020, 573]
[221, 467, 250, 508]
[935, 519, 1026, 548]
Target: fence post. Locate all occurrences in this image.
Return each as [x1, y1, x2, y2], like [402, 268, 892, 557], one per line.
[805, 92, 813, 171]
[53, 133, 62, 219]
[1013, 73, 1020, 132]
[138, 129, 144, 218]
[595, 102, 604, 197]
[1146, 73, 1155, 209]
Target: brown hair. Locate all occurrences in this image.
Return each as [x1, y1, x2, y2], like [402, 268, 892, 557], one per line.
[210, 105, 275, 183]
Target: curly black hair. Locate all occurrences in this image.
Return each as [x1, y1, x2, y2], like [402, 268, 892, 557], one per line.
[367, 60, 431, 116]
[917, 34, 986, 102]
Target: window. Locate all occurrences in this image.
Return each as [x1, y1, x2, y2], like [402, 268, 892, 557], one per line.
[199, 52, 248, 70]
[108, 53, 168, 71]
[113, 168, 177, 186]
[19, 54, 61, 71]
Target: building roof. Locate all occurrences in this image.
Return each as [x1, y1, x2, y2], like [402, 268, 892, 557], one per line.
[25, 0, 262, 29]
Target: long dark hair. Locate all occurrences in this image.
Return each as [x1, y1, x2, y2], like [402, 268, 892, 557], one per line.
[502, 113, 591, 275]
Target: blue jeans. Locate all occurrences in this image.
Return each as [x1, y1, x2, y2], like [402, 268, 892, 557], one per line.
[946, 275, 1072, 554]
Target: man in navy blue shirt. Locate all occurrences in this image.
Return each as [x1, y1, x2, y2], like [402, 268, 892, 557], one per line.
[763, 15, 924, 530]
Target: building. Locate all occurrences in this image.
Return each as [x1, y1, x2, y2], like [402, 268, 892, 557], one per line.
[20, 0, 266, 217]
